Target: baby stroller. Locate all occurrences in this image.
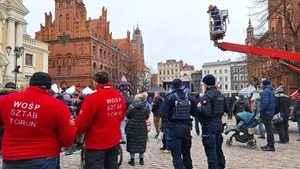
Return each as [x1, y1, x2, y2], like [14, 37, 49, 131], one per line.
[224, 111, 261, 149]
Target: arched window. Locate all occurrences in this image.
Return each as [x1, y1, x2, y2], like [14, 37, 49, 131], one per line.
[66, 14, 70, 31]
[67, 57, 72, 75]
[59, 15, 63, 31]
[68, 65, 71, 75]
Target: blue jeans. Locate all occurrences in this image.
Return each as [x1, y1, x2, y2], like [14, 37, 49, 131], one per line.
[3, 156, 59, 169]
[120, 118, 128, 142]
[162, 121, 170, 150]
[130, 153, 144, 159]
[195, 117, 200, 134]
[297, 116, 300, 137]
[258, 122, 265, 137]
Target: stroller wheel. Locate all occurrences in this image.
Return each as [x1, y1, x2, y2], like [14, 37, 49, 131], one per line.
[226, 139, 233, 146]
[247, 140, 257, 149]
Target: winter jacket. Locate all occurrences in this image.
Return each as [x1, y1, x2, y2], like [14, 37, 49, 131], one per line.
[151, 96, 163, 116]
[76, 83, 126, 150]
[293, 94, 300, 117]
[275, 92, 291, 120]
[232, 98, 251, 115]
[126, 100, 150, 154]
[260, 84, 275, 117]
[0, 86, 77, 160]
[253, 96, 261, 115]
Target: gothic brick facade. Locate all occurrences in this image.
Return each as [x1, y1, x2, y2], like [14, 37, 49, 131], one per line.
[35, 0, 144, 93]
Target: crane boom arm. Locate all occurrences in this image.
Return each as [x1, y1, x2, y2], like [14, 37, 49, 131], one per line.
[215, 41, 300, 62]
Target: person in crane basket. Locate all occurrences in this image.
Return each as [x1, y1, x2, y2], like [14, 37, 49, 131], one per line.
[208, 4, 222, 31]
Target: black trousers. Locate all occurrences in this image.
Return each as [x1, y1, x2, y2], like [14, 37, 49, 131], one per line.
[261, 115, 275, 148]
[84, 144, 119, 169]
[274, 119, 289, 143]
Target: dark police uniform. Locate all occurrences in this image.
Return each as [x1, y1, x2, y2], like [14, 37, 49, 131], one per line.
[198, 86, 228, 169]
[159, 88, 198, 169]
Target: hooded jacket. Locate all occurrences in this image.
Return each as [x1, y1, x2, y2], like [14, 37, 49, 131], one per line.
[0, 86, 77, 160]
[76, 83, 126, 150]
[232, 97, 251, 115]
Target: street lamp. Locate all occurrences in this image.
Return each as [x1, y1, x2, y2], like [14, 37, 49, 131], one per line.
[6, 46, 24, 88]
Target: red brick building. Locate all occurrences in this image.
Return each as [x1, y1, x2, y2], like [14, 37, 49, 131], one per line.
[35, 0, 144, 93]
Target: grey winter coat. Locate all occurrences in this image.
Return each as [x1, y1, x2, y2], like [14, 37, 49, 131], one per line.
[126, 100, 150, 154]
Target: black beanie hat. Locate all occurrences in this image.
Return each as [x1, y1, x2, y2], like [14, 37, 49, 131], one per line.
[29, 72, 52, 89]
[5, 82, 16, 89]
[93, 69, 110, 84]
[172, 78, 183, 89]
[203, 74, 215, 86]
[298, 88, 300, 94]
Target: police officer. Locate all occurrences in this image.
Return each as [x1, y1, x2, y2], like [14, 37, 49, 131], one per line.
[197, 74, 229, 169]
[159, 78, 198, 169]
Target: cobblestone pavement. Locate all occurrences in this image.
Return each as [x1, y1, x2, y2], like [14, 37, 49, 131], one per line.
[1, 116, 300, 169]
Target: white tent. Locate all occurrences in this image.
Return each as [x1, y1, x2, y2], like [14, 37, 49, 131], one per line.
[239, 85, 256, 97]
[51, 84, 61, 93]
[66, 85, 75, 94]
[83, 87, 95, 94]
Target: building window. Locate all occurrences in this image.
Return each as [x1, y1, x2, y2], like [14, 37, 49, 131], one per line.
[240, 84, 244, 89]
[66, 14, 70, 31]
[219, 69, 222, 74]
[240, 75, 244, 81]
[239, 67, 243, 72]
[58, 66, 61, 76]
[25, 53, 33, 66]
[92, 46, 96, 56]
[225, 69, 228, 73]
[234, 67, 238, 73]
[214, 70, 217, 74]
[225, 84, 228, 90]
[234, 75, 238, 81]
[68, 65, 71, 75]
[225, 77, 228, 81]
[59, 15, 63, 31]
[100, 48, 103, 58]
[204, 70, 206, 74]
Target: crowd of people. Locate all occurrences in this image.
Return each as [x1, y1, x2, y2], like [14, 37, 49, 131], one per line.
[1, 71, 300, 169]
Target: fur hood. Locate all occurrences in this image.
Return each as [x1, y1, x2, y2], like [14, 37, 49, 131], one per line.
[0, 88, 19, 97]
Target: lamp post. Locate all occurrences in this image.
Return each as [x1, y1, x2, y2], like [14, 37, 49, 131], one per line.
[6, 46, 24, 88]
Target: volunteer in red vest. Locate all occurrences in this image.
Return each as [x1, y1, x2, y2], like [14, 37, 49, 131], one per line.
[0, 72, 77, 168]
[76, 69, 126, 169]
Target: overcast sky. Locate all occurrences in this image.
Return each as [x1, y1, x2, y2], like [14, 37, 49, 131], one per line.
[23, 0, 257, 73]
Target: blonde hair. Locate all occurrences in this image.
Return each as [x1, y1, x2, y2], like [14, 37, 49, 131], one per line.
[19, 82, 29, 91]
[134, 92, 148, 101]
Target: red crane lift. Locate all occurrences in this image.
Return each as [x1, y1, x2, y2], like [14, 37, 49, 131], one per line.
[208, 7, 300, 73]
[208, 6, 300, 98]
